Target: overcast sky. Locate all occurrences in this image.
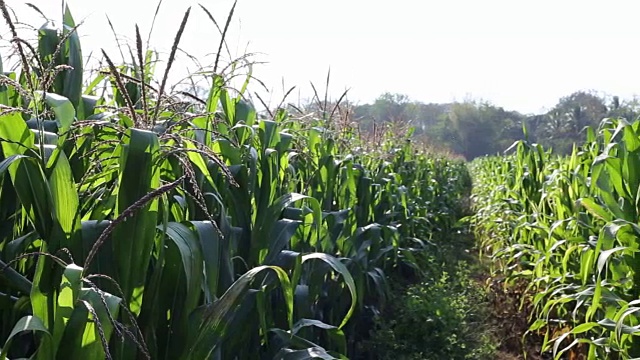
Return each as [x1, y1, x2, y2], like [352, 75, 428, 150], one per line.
[10, 0, 640, 114]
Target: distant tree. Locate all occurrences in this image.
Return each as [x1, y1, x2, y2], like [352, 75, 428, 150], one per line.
[372, 93, 416, 125]
[353, 95, 529, 159]
[353, 93, 416, 131]
[353, 103, 375, 130]
[350, 90, 640, 159]
[534, 91, 607, 153]
[444, 101, 525, 159]
[413, 103, 451, 136]
[607, 95, 640, 121]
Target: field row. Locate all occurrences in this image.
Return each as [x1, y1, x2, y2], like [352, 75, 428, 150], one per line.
[471, 119, 640, 359]
[0, 4, 471, 359]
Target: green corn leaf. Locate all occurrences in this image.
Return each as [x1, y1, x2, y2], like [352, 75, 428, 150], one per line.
[190, 220, 233, 300]
[274, 347, 340, 360]
[112, 128, 160, 313]
[578, 198, 612, 222]
[263, 219, 301, 265]
[42, 92, 75, 134]
[301, 254, 356, 329]
[164, 222, 204, 311]
[206, 75, 223, 118]
[0, 316, 50, 360]
[571, 322, 598, 334]
[62, 5, 83, 112]
[0, 113, 54, 240]
[55, 287, 121, 360]
[48, 150, 79, 241]
[51, 264, 84, 350]
[291, 319, 346, 356]
[184, 265, 293, 359]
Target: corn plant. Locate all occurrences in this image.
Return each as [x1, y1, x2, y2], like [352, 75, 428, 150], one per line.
[0, 2, 472, 359]
[471, 118, 640, 359]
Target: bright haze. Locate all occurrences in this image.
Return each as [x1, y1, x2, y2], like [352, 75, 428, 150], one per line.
[10, 0, 640, 114]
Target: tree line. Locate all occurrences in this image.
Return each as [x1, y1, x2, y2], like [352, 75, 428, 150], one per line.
[350, 91, 640, 160]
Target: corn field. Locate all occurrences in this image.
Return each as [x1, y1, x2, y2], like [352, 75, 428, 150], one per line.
[471, 119, 640, 358]
[0, 3, 473, 359]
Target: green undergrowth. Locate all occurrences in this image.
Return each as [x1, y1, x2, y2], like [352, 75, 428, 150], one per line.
[361, 203, 500, 360]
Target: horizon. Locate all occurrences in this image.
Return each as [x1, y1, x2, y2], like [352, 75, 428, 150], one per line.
[10, 0, 640, 115]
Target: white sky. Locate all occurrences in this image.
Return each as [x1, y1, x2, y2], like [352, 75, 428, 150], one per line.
[9, 0, 640, 114]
